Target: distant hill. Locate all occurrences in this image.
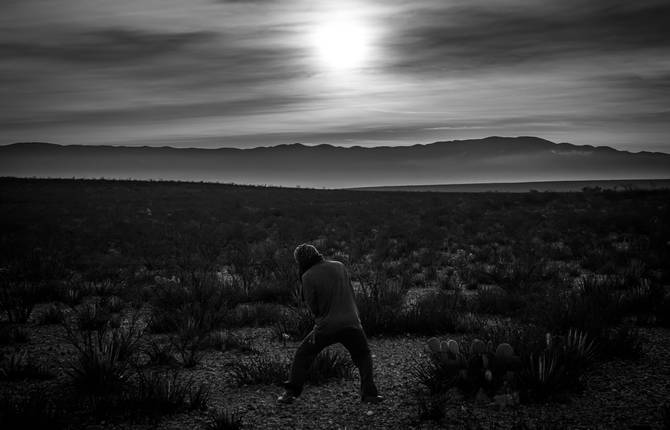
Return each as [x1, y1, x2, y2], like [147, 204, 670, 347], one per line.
[2, 137, 670, 188]
[352, 179, 670, 193]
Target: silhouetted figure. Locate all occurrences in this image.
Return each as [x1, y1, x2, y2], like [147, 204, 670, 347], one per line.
[278, 244, 383, 404]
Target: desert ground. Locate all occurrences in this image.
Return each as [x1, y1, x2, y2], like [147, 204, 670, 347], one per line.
[1, 178, 669, 429]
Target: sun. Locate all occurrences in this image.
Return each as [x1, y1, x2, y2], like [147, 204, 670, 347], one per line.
[312, 17, 371, 71]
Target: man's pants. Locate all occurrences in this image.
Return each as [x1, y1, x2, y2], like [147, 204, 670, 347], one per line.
[283, 326, 379, 398]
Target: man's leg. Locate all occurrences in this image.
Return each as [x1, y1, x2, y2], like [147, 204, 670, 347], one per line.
[339, 327, 379, 399]
[282, 330, 333, 397]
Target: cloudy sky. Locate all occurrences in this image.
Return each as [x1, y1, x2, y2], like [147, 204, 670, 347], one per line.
[1, 0, 669, 151]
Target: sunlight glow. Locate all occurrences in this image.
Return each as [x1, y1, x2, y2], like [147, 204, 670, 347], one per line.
[311, 16, 372, 71]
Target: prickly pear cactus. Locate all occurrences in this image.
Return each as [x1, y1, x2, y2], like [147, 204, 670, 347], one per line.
[425, 337, 522, 401]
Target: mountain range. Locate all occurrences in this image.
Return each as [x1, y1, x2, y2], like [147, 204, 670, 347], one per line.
[1, 136, 669, 189]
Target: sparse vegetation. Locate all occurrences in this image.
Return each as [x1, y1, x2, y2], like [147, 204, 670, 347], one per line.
[1, 178, 669, 427]
[125, 369, 210, 416]
[0, 351, 54, 381]
[206, 407, 243, 430]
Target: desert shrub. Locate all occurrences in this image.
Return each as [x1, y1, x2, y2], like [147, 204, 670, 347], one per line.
[0, 280, 41, 323]
[225, 302, 284, 328]
[0, 391, 65, 430]
[517, 330, 596, 402]
[169, 317, 209, 368]
[149, 272, 236, 366]
[86, 279, 125, 298]
[150, 273, 232, 331]
[487, 245, 548, 293]
[75, 302, 112, 332]
[474, 287, 526, 316]
[272, 306, 314, 341]
[396, 291, 462, 336]
[124, 369, 209, 416]
[537, 276, 626, 337]
[245, 282, 295, 304]
[206, 407, 243, 430]
[36, 304, 65, 325]
[205, 330, 256, 354]
[354, 277, 405, 336]
[0, 351, 54, 381]
[415, 327, 597, 405]
[305, 350, 353, 385]
[56, 284, 85, 307]
[228, 350, 351, 386]
[104, 295, 125, 313]
[229, 354, 289, 386]
[359, 290, 463, 337]
[0, 325, 29, 346]
[64, 312, 144, 397]
[147, 310, 179, 334]
[145, 340, 177, 366]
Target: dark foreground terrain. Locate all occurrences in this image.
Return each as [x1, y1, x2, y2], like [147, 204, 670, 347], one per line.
[1, 178, 669, 429]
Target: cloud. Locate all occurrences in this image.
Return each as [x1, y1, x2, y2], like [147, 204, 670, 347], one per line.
[383, 0, 670, 74]
[0, 95, 315, 129]
[0, 28, 216, 63]
[0, 0, 669, 153]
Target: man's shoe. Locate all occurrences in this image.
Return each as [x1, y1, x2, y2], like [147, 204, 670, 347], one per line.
[362, 395, 384, 404]
[277, 390, 297, 404]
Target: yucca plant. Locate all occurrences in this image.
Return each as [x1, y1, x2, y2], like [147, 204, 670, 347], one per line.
[76, 302, 111, 332]
[66, 329, 131, 396]
[63, 312, 143, 397]
[564, 329, 595, 364]
[520, 349, 565, 402]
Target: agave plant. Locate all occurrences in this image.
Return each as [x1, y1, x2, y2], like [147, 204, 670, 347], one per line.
[520, 349, 565, 401]
[564, 329, 596, 363]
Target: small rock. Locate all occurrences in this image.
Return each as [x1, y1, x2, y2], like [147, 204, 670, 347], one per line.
[366, 410, 374, 416]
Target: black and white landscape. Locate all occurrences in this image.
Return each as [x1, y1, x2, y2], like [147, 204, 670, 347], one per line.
[1, 0, 670, 429]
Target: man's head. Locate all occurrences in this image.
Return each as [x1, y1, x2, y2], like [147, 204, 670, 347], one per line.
[294, 243, 324, 276]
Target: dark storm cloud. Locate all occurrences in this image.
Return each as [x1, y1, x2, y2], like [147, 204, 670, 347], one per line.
[0, 28, 216, 63]
[385, 1, 670, 74]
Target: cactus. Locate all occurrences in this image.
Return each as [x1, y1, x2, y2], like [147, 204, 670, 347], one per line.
[424, 337, 522, 400]
[446, 339, 460, 356]
[427, 337, 440, 353]
[471, 339, 486, 355]
[495, 343, 514, 359]
[440, 340, 450, 354]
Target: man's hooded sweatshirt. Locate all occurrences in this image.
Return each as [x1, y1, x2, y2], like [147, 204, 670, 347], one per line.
[301, 260, 363, 334]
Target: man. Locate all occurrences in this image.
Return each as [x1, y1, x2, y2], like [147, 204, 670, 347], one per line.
[277, 243, 383, 404]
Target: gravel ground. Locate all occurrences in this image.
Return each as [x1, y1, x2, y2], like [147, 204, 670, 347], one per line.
[2, 324, 669, 429]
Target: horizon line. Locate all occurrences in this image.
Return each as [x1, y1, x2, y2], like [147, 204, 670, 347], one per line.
[3, 136, 670, 156]
[2, 176, 670, 191]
